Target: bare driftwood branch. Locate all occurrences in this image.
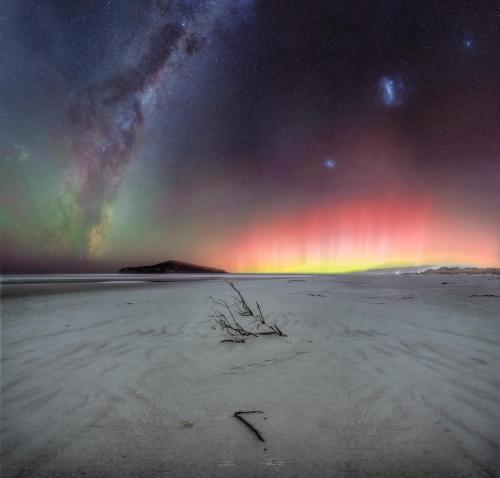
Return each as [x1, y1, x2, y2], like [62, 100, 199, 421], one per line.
[208, 296, 258, 340]
[234, 411, 265, 442]
[209, 281, 286, 341]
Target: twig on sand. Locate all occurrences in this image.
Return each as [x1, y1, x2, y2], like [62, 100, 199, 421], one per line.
[209, 281, 286, 342]
[234, 411, 265, 442]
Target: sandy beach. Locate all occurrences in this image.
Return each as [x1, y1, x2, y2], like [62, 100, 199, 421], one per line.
[2, 273, 500, 477]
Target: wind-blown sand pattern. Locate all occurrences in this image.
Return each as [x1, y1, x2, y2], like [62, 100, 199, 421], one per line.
[2, 274, 500, 477]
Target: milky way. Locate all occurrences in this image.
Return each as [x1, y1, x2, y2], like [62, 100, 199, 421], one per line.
[51, 1, 224, 257]
[1, 0, 500, 272]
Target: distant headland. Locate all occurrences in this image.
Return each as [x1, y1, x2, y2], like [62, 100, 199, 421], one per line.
[420, 266, 500, 275]
[119, 260, 226, 274]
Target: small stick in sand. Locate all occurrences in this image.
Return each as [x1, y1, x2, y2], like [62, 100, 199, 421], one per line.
[234, 410, 265, 442]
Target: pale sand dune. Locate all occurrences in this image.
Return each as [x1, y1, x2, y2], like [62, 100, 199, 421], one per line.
[1, 274, 500, 477]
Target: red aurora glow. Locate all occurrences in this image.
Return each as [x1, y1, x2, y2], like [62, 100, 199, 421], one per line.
[216, 196, 499, 273]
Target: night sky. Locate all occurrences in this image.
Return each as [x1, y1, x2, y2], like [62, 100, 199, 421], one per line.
[2, 0, 500, 273]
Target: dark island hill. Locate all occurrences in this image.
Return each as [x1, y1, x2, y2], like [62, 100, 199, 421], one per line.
[119, 260, 226, 274]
